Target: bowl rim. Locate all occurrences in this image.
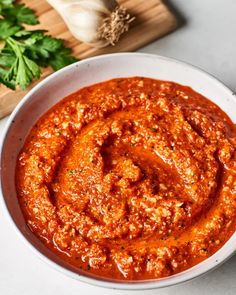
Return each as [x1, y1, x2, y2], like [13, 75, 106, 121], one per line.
[1, 52, 236, 290]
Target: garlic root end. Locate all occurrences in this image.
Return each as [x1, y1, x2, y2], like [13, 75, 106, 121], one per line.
[98, 6, 135, 46]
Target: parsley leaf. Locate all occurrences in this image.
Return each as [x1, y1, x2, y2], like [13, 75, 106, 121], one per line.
[49, 47, 77, 71]
[3, 37, 40, 89]
[15, 55, 40, 89]
[0, 0, 77, 90]
[1, 4, 38, 25]
[0, 0, 14, 5]
[0, 67, 15, 89]
[150, 127, 158, 132]
[0, 19, 21, 39]
[0, 0, 13, 13]
[0, 51, 16, 67]
[24, 34, 77, 70]
[25, 35, 64, 60]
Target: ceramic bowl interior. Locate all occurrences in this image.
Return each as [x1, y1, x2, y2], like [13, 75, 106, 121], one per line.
[1, 53, 236, 290]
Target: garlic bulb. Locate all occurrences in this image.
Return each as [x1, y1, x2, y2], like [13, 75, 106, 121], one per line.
[47, 0, 135, 48]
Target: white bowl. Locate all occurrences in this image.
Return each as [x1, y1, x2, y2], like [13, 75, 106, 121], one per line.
[1, 53, 236, 290]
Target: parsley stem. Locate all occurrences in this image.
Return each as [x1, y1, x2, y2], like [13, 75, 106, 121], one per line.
[6, 37, 22, 57]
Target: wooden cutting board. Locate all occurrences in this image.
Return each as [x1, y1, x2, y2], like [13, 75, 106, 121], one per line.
[0, 0, 177, 119]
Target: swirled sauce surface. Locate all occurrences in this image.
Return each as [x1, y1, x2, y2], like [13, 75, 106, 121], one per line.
[16, 77, 236, 280]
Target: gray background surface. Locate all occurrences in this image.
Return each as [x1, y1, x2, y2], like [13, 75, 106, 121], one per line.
[1, 0, 236, 294]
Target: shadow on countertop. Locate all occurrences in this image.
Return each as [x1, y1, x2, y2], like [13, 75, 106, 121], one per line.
[164, 0, 186, 29]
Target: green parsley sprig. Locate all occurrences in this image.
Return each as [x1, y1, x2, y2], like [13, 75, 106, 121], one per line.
[0, 0, 77, 90]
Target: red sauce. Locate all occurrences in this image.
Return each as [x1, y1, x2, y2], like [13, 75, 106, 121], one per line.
[16, 77, 236, 280]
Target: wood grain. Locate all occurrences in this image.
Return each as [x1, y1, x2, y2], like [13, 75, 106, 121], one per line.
[0, 0, 177, 118]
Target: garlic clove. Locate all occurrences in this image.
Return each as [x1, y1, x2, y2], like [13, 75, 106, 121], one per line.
[62, 6, 109, 46]
[76, 0, 117, 14]
[71, 27, 109, 47]
[47, 0, 69, 11]
[64, 6, 102, 29]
